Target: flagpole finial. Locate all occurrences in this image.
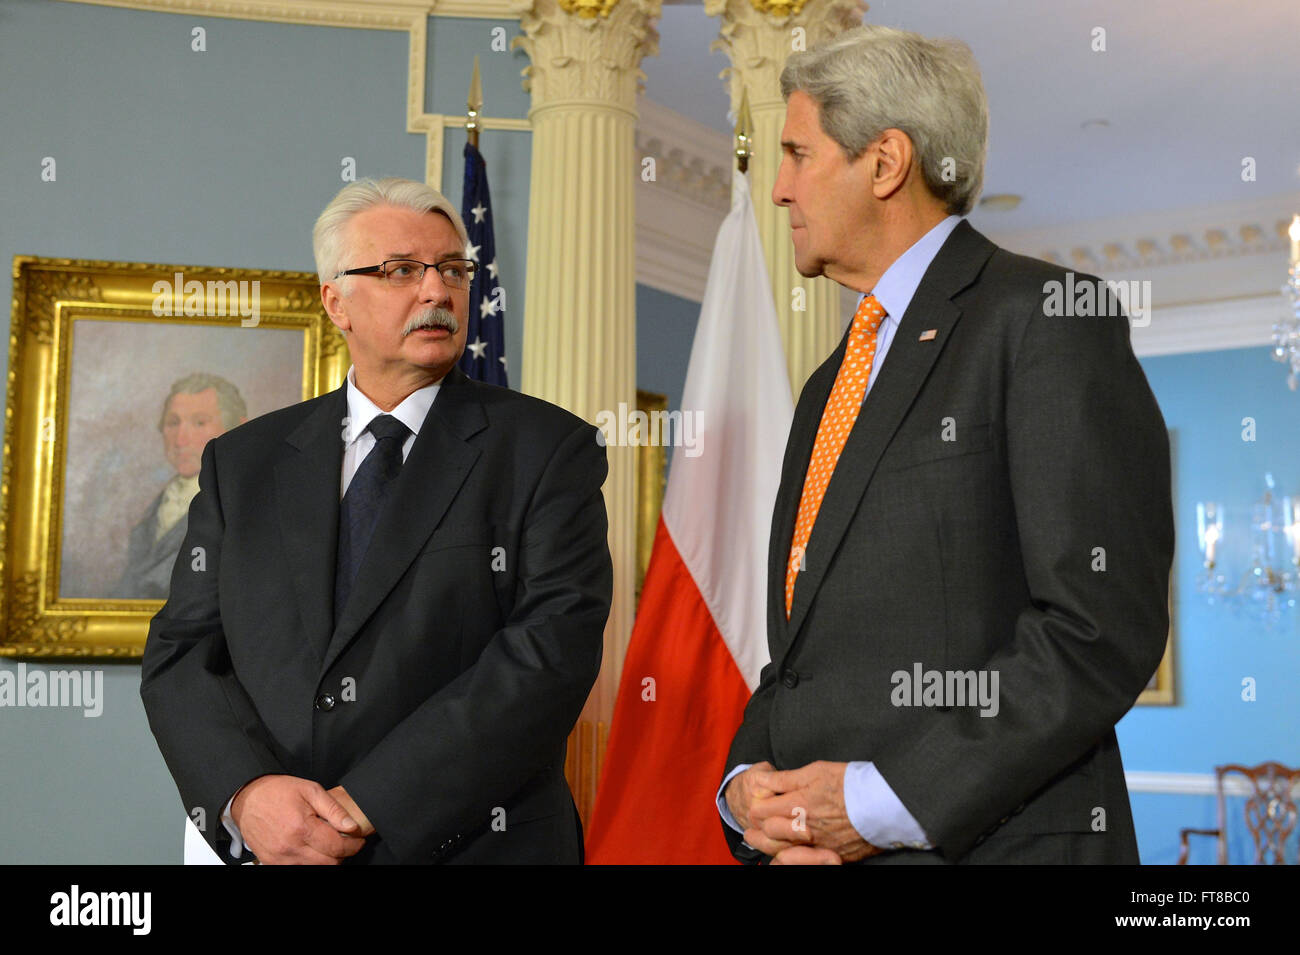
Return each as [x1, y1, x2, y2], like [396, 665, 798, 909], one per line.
[735, 87, 753, 174]
[467, 55, 483, 149]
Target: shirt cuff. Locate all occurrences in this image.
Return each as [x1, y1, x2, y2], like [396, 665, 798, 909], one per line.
[220, 791, 251, 861]
[716, 763, 753, 834]
[844, 761, 932, 851]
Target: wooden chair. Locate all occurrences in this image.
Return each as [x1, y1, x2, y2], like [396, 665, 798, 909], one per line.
[1178, 762, 1299, 864]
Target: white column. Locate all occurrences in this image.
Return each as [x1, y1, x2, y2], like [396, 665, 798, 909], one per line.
[514, 0, 661, 820]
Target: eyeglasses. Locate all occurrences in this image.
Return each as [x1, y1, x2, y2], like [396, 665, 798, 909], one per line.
[336, 258, 477, 290]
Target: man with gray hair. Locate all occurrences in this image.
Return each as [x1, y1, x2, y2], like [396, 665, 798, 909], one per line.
[719, 25, 1172, 864]
[141, 177, 611, 864]
[115, 372, 247, 599]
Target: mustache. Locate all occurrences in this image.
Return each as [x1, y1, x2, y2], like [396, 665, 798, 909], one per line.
[402, 307, 459, 337]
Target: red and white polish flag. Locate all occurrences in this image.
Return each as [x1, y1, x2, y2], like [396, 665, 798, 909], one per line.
[585, 170, 793, 864]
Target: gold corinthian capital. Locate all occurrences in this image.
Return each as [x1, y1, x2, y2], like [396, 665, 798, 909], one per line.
[748, 0, 810, 16]
[559, 0, 620, 16]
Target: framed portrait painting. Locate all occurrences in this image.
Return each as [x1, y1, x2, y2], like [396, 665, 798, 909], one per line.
[1, 256, 347, 657]
[1136, 427, 1178, 705]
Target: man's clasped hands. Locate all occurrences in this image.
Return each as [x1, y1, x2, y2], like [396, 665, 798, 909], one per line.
[229, 775, 376, 864]
[723, 760, 885, 865]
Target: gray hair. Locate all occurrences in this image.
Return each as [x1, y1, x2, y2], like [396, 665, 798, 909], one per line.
[312, 177, 469, 287]
[159, 372, 247, 431]
[780, 24, 988, 216]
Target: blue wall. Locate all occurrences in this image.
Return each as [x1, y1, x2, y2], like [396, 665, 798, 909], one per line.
[636, 283, 699, 416]
[428, 15, 531, 384]
[1123, 346, 1300, 863]
[0, 0, 530, 864]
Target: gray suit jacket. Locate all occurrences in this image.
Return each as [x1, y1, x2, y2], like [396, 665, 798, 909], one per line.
[115, 491, 187, 600]
[724, 220, 1173, 864]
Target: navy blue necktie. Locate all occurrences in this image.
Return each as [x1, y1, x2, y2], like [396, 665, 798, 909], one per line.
[335, 414, 410, 622]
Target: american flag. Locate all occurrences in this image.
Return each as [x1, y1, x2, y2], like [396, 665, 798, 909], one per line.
[457, 141, 508, 387]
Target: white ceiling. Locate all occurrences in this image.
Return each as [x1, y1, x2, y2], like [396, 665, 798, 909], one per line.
[643, 0, 1300, 233]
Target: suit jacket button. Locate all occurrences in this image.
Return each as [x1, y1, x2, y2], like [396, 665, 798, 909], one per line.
[781, 669, 799, 689]
[314, 693, 336, 711]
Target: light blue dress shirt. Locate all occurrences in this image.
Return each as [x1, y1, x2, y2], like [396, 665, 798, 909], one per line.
[716, 214, 963, 855]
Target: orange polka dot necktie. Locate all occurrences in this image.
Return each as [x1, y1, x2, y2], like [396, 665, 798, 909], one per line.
[785, 294, 887, 618]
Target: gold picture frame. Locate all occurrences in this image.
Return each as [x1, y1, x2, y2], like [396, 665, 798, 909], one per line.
[1, 256, 346, 658]
[1136, 572, 1176, 705]
[1137, 427, 1178, 705]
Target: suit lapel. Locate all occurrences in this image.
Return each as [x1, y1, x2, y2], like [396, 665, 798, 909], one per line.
[274, 386, 348, 665]
[784, 221, 995, 645]
[319, 366, 486, 676]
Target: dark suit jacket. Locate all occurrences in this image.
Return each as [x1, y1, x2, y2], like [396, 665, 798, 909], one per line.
[140, 366, 612, 864]
[115, 490, 188, 600]
[723, 220, 1173, 864]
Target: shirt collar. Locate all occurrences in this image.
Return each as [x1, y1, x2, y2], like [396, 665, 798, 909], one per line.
[861, 214, 963, 326]
[343, 365, 442, 448]
[163, 473, 199, 500]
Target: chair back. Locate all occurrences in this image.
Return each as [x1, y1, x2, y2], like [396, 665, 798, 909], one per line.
[1216, 762, 1300, 865]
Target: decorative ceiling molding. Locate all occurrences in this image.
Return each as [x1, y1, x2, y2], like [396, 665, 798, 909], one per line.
[979, 192, 1299, 355]
[58, 0, 519, 25]
[1038, 219, 1294, 273]
[984, 192, 1300, 283]
[635, 97, 732, 211]
[58, 0, 531, 191]
[634, 96, 733, 300]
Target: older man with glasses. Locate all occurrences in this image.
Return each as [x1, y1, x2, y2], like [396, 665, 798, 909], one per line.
[141, 177, 612, 865]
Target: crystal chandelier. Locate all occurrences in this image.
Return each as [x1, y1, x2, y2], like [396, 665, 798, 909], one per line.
[1274, 214, 1300, 389]
[1196, 474, 1300, 627]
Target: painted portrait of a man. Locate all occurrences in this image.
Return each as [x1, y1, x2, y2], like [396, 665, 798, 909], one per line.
[113, 373, 247, 599]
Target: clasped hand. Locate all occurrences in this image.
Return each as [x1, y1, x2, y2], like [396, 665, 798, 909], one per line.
[724, 760, 883, 865]
[230, 775, 375, 865]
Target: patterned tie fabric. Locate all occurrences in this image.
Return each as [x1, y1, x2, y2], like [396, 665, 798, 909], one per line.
[785, 294, 887, 617]
[334, 414, 411, 622]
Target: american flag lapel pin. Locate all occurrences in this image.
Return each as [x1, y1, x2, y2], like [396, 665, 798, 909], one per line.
[918, 329, 938, 342]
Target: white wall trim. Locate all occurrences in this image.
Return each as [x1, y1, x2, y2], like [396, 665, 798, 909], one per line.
[1126, 770, 1263, 797]
[636, 193, 725, 302]
[416, 115, 532, 196]
[1130, 293, 1285, 358]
